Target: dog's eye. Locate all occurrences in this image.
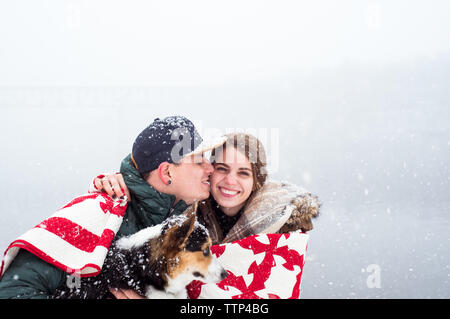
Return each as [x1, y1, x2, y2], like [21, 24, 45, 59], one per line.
[202, 247, 210, 257]
[193, 271, 204, 278]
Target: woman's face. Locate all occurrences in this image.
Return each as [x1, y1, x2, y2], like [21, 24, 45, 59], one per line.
[210, 147, 254, 216]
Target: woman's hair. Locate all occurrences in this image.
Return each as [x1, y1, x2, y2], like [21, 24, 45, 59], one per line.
[211, 133, 268, 192]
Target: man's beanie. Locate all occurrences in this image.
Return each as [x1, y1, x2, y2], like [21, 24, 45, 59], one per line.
[131, 116, 203, 174]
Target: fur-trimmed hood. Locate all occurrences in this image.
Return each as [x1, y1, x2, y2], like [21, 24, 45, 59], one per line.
[197, 180, 321, 244]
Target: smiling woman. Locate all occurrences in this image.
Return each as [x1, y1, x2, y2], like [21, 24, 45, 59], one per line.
[196, 133, 319, 245]
[211, 151, 255, 217]
[209, 133, 267, 218]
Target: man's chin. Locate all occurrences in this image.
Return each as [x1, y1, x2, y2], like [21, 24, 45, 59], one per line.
[185, 193, 210, 205]
[198, 191, 211, 201]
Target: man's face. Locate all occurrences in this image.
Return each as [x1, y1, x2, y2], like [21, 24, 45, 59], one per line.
[169, 154, 214, 205]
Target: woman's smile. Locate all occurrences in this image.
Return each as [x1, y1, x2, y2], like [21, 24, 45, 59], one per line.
[218, 186, 241, 197]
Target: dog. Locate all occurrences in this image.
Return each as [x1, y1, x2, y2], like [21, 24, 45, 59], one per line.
[54, 209, 228, 299]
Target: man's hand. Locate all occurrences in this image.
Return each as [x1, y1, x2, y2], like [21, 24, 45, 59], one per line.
[94, 173, 131, 201]
[109, 288, 145, 299]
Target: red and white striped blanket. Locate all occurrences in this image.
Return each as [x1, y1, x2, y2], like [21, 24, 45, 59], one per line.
[0, 192, 127, 278]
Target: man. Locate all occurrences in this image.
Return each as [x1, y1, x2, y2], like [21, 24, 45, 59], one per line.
[0, 116, 225, 299]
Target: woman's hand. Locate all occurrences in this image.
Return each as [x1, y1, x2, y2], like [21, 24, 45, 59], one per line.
[94, 173, 131, 201]
[109, 288, 145, 299]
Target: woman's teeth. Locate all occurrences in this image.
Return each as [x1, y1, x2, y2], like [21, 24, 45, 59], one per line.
[220, 187, 239, 196]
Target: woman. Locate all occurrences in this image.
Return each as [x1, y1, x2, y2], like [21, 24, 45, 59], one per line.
[98, 132, 320, 245]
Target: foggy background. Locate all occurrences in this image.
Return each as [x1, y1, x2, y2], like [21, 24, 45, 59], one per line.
[1, 0, 449, 298]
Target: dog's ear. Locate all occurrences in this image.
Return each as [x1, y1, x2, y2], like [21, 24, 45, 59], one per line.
[179, 209, 197, 247]
[168, 208, 197, 250]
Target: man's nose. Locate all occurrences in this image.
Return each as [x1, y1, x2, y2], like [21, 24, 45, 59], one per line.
[202, 158, 214, 174]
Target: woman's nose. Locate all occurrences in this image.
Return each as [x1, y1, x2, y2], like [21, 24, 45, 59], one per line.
[224, 173, 237, 185]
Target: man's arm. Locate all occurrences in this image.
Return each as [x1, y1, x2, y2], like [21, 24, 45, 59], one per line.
[0, 249, 66, 299]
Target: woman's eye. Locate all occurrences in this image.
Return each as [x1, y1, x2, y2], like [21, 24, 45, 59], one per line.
[239, 171, 250, 177]
[216, 167, 227, 172]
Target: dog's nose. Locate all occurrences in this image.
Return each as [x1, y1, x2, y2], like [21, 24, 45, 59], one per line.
[220, 269, 229, 280]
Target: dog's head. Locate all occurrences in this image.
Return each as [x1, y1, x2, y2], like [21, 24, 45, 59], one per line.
[150, 209, 228, 293]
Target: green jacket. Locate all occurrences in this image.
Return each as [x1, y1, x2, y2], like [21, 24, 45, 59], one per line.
[0, 154, 188, 299]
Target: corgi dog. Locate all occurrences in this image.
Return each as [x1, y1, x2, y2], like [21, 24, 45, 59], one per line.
[54, 209, 228, 299]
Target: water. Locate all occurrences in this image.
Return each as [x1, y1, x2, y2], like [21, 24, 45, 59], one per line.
[1, 57, 449, 298]
[301, 203, 449, 298]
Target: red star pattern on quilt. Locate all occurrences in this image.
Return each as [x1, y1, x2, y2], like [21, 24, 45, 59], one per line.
[187, 232, 306, 299]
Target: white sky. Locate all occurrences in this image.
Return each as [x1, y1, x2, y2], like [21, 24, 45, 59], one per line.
[0, 2, 449, 298]
[1, 0, 450, 86]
